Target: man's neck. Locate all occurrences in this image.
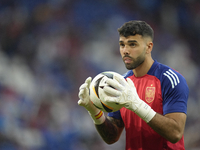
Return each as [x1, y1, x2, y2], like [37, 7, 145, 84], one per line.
[133, 58, 154, 77]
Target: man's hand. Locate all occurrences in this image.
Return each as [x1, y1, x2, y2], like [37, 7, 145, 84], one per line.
[103, 74, 156, 123]
[78, 77, 105, 124]
[78, 77, 98, 113]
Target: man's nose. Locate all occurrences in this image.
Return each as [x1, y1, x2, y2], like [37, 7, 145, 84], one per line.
[122, 46, 130, 55]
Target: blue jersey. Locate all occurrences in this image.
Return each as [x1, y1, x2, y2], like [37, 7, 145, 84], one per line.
[108, 60, 189, 150]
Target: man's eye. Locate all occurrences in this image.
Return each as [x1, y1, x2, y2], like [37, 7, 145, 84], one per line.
[130, 43, 135, 46]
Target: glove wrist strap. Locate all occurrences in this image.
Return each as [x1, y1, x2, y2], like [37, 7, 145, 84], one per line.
[88, 110, 105, 125]
[132, 101, 156, 123]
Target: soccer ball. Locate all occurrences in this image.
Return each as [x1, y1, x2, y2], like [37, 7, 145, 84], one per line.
[89, 71, 123, 112]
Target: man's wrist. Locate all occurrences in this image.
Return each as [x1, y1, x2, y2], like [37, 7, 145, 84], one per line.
[132, 100, 156, 123]
[88, 110, 106, 125]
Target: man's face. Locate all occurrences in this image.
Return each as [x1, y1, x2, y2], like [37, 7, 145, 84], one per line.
[119, 34, 147, 70]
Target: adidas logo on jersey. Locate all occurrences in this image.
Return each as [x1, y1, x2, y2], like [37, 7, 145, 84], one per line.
[163, 69, 180, 89]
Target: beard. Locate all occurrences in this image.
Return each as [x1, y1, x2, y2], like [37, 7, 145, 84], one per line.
[123, 51, 145, 70]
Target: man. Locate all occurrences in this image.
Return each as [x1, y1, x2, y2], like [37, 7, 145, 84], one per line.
[78, 20, 189, 150]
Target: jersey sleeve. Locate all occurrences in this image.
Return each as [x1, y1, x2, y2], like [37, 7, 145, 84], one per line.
[107, 110, 122, 120]
[162, 69, 189, 115]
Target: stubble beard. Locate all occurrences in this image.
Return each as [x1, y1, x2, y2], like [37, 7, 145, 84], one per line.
[124, 51, 146, 70]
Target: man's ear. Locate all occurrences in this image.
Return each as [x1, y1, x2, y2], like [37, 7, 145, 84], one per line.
[146, 41, 153, 54]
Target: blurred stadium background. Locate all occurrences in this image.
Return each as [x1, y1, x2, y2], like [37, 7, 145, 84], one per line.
[0, 0, 200, 150]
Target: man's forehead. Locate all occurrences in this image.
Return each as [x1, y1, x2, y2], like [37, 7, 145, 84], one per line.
[119, 35, 143, 42]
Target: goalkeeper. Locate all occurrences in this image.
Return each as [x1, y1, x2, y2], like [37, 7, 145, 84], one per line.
[78, 20, 189, 150]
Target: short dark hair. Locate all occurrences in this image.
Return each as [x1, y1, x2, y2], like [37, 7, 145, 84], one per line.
[118, 20, 154, 41]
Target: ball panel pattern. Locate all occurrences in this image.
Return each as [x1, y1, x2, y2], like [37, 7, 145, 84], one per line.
[89, 71, 123, 112]
[100, 100, 113, 112]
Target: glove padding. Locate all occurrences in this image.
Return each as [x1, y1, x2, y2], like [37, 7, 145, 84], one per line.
[78, 77, 105, 124]
[103, 74, 156, 123]
[78, 77, 98, 113]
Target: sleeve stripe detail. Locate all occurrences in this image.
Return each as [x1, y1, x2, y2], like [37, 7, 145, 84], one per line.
[169, 69, 180, 83]
[166, 71, 177, 86]
[163, 69, 180, 89]
[163, 73, 175, 88]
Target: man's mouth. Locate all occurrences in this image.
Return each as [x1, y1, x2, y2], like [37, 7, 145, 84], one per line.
[123, 56, 132, 63]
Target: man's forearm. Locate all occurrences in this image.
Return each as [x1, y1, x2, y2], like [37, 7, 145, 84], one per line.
[95, 117, 124, 144]
[148, 113, 186, 143]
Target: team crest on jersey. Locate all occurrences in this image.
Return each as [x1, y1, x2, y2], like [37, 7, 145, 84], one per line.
[145, 87, 155, 103]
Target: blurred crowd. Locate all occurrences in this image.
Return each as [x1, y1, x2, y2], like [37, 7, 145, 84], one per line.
[0, 0, 200, 150]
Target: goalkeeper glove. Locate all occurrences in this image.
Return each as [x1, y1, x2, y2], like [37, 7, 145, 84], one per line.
[78, 77, 105, 124]
[103, 74, 156, 123]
